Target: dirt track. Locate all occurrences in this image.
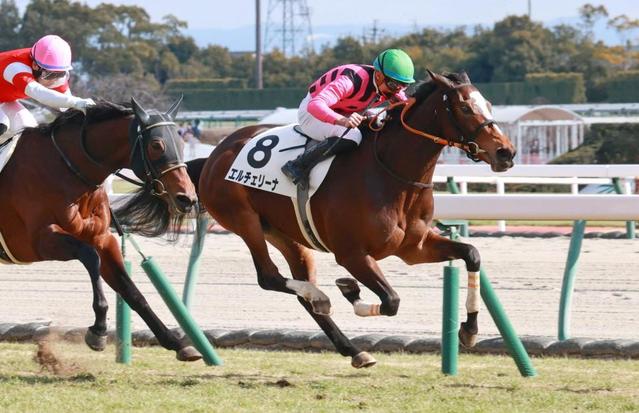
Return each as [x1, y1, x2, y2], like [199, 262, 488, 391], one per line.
[1, 232, 637, 340]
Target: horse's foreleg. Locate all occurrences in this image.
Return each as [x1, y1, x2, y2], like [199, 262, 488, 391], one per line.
[400, 230, 481, 347]
[267, 234, 375, 368]
[335, 253, 400, 317]
[37, 227, 108, 351]
[95, 234, 201, 362]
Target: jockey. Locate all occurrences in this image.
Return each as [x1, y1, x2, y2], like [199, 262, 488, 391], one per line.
[0, 35, 95, 143]
[281, 48, 416, 188]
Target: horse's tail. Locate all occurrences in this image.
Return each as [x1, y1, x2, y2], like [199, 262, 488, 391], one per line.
[186, 158, 207, 195]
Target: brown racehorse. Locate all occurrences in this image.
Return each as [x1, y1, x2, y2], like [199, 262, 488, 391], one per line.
[0, 98, 202, 361]
[189, 70, 516, 367]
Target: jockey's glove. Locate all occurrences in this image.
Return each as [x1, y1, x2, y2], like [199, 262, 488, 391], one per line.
[72, 97, 96, 112]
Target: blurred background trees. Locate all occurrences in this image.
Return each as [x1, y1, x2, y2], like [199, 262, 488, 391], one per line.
[1, 0, 637, 103]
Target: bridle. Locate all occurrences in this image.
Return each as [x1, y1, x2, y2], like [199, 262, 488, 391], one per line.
[50, 111, 186, 197]
[368, 83, 497, 188]
[371, 84, 495, 160]
[124, 115, 186, 197]
[441, 85, 496, 162]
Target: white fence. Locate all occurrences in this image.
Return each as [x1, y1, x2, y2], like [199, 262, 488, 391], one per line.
[432, 194, 639, 221]
[433, 164, 638, 230]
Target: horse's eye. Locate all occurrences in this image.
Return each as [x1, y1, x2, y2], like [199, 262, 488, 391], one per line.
[461, 105, 473, 114]
[151, 140, 164, 151]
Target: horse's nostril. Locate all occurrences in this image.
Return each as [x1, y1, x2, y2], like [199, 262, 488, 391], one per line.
[496, 148, 513, 162]
[176, 194, 195, 211]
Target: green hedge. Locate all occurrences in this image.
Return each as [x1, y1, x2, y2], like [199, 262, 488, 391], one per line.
[603, 71, 639, 103]
[170, 73, 588, 110]
[165, 78, 248, 91]
[477, 73, 586, 105]
[170, 88, 308, 110]
[551, 123, 639, 164]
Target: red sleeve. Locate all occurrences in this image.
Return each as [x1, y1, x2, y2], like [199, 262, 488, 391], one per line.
[11, 72, 36, 93]
[53, 80, 69, 93]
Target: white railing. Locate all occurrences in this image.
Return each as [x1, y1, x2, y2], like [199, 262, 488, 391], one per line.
[433, 164, 638, 230]
[432, 194, 639, 221]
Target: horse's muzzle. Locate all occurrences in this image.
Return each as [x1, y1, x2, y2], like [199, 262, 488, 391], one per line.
[175, 193, 196, 214]
[492, 147, 515, 172]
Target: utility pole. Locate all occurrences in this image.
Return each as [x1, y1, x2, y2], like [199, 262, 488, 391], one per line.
[528, 0, 532, 19]
[256, 0, 263, 89]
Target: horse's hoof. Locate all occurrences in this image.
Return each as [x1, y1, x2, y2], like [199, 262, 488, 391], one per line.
[84, 328, 107, 352]
[335, 277, 360, 295]
[458, 324, 478, 348]
[351, 351, 377, 369]
[177, 346, 202, 362]
[310, 298, 333, 316]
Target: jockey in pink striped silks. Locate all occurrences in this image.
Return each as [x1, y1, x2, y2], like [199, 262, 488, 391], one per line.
[281, 49, 416, 189]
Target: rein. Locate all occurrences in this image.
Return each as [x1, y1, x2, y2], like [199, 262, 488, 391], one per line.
[51, 123, 101, 189]
[369, 96, 488, 157]
[366, 84, 496, 188]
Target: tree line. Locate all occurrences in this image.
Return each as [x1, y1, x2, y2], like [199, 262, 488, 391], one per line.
[1, 0, 637, 103]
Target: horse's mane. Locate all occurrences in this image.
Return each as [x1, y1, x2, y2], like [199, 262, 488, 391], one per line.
[35, 100, 133, 135]
[380, 71, 469, 125]
[409, 72, 469, 104]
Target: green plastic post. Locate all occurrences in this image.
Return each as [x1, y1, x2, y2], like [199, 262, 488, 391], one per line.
[141, 257, 222, 366]
[183, 215, 209, 308]
[558, 219, 586, 341]
[480, 268, 536, 377]
[442, 265, 459, 375]
[446, 177, 469, 237]
[116, 260, 132, 364]
[612, 178, 635, 239]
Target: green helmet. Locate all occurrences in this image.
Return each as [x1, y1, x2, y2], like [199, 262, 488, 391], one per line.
[373, 49, 415, 84]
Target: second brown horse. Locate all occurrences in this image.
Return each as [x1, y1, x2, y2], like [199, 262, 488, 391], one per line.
[189, 71, 516, 367]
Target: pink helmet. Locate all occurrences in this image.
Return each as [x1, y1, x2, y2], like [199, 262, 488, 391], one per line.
[31, 35, 73, 71]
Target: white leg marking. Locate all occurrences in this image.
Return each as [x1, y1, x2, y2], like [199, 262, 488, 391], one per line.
[286, 279, 328, 302]
[466, 271, 480, 313]
[353, 300, 381, 317]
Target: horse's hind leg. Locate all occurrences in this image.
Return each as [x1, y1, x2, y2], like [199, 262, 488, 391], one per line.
[334, 253, 400, 317]
[399, 230, 481, 348]
[37, 229, 108, 351]
[219, 208, 332, 315]
[266, 233, 376, 368]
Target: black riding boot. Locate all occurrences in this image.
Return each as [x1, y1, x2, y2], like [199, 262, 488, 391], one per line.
[281, 137, 358, 189]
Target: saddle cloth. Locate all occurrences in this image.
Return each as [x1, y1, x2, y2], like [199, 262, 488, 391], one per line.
[225, 124, 335, 251]
[224, 124, 336, 198]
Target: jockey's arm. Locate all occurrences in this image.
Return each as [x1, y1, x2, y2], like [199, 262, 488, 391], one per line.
[24, 80, 87, 110]
[306, 76, 354, 124]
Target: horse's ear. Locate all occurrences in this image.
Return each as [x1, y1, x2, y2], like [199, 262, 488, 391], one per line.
[165, 95, 183, 121]
[427, 68, 454, 89]
[460, 71, 471, 84]
[131, 97, 150, 124]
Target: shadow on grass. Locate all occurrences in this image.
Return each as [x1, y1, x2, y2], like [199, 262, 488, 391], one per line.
[444, 382, 519, 392]
[0, 372, 96, 384]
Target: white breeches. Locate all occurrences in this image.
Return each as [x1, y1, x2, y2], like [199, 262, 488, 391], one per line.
[297, 93, 362, 145]
[0, 101, 37, 144]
